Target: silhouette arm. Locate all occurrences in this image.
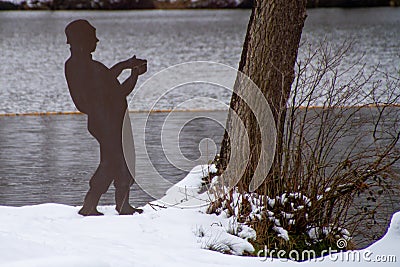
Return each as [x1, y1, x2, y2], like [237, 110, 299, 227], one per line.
[120, 68, 139, 96]
[110, 61, 128, 79]
[65, 62, 90, 114]
[110, 56, 142, 79]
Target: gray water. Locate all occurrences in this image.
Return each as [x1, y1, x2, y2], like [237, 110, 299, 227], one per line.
[0, 111, 227, 207]
[0, 8, 400, 113]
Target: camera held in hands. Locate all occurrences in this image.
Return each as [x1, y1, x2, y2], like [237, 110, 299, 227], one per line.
[131, 57, 147, 75]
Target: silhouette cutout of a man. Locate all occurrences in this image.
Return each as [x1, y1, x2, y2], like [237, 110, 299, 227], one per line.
[64, 19, 147, 216]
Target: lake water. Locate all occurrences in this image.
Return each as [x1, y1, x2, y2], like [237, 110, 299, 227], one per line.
[0, 8, 400, 248]
[0, 8, 400, 113]
[0, 111, 228, 206]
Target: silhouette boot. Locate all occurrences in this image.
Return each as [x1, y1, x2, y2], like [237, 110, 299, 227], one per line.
[78, 190, 103, 216]
[115, 188, 143, 215]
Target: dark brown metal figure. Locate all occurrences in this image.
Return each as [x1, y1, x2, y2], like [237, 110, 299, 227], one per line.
[64, 19, 147, 216]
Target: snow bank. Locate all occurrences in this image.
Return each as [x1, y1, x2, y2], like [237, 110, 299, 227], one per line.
[0, 165, 399, 267]
[158, 164, 217, 208]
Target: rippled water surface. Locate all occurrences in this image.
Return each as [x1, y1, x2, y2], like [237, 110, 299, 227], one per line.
[0, 111, 227, 207]
[1, 8, 400, 113]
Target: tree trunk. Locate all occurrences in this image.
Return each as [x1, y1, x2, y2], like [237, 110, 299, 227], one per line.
[218, 0, 307, 195]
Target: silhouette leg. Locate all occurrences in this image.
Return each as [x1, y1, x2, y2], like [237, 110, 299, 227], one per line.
[115, 187, 143, 215]
[122, 110, 136, 180]
[115, 187, 132, 215]
[79, 163, 112, 216]
[114, 166, 142, 215]
[79, 189, 103, 216]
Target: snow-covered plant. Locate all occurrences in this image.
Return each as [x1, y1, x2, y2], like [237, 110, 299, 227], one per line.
[209, 41, 400, 259]
[193, 217, 256, 255]
[207, 186, 351, 258]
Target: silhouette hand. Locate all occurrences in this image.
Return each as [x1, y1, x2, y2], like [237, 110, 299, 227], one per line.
[126, 56, 137, 68]
[133, 59, 147, 75]
[125, 56, 147, 75]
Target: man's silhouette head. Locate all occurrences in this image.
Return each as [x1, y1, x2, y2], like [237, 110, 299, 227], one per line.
[65, 19, 99, 53]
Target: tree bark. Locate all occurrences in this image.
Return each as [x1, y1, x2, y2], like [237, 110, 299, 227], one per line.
[219, 0, 307, 195]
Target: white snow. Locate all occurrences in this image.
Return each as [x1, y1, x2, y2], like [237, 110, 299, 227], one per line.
[0, 165, 399, 266]
[174, 164, 217, 189]
[159, 164, 217, 208]
[268, 198, 276, 208]
[4, 0, 51, 7]
[273, 226, 290, 241]
[308, 227, 320, 240]
[3, 0, 24, 4]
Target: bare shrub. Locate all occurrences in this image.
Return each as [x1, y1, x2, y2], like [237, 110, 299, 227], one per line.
[208, 41, 400, 257]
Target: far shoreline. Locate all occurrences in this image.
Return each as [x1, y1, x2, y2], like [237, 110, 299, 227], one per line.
[1, 0, 400, 11]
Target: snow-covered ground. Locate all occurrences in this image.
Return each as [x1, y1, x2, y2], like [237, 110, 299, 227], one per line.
[0, 165, 399, 267]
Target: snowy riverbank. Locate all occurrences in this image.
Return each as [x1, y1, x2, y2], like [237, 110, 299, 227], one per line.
[0, 165, 399, 267]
